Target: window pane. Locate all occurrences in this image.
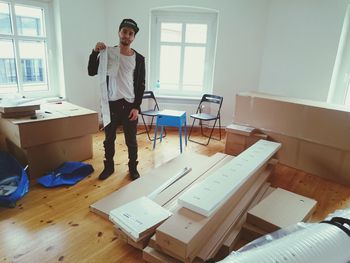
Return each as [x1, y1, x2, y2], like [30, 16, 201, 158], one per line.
[161, 23, 182, 43]
[159, 45, 180, 90]
[0, 2, 12, 35]
[185, 24, 207, 44]
[15, 5, 44, 37]
[183, 47, 205, 91]
[18, 40, 48, 91]
[0, 40, 18, 94]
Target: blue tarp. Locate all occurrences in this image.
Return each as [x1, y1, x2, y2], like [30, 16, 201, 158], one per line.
[37, 162, 94, 187]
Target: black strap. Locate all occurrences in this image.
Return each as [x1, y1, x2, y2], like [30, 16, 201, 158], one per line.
[321, 217, 350, 237]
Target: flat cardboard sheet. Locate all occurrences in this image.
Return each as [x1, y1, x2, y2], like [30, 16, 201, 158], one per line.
[247, 187, 317, 232]
[0, 103, 40, 113]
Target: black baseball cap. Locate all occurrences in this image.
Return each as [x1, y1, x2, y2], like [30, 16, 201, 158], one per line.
[119, 18, 139, 34]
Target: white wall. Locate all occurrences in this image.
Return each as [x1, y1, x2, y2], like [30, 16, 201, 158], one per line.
[102, 0, 270, 126]
[258, 0, 349, 101]
[54, 0, 106, 113]
[54, 0, 350, 126]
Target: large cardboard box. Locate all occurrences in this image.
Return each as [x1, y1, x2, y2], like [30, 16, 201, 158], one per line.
[234, 92, 350, 185]
[0, 102, 98, 148]
[6, 134, 93, 179]
[0, 102, 98, 179]
[234, 92, 350, 150]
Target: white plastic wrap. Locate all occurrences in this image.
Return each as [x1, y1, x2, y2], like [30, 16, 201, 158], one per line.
[218, 209, 350, 263]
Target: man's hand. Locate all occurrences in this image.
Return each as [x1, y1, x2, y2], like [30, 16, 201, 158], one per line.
[128, 108, 139, 121]
[94, 42, 106, 52]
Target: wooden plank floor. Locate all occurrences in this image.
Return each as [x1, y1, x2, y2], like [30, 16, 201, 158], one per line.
[1, 129, 350, 263]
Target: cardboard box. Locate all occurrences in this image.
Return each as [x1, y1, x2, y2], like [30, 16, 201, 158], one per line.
[154, 141, 280, 261]
[263, 131, 300, 168]
[0, 102, 98, 179]
[7, 135, 93, 179]
[240, 222, 267, 241]
[0, 133, 6, 151]
[216, 185, 274, 260]
[0, 103, 40, 113]
[178, 140, 281, 217]
[246, 188, 317, 232]
[234, 92, 350, 185]
[225, 124, 256, 136]
[91, 152, 233, 253]
[340, 152, 350, 184]
[234, 92, 350, 151]
[155, 164, 269, 261]
[263, 131, 349, 184]
[194, 168, 273, 262]
[143, 246, 181, 263]
[296, 140, 344, 184]
[0, 102, 98, 148]
[1, 110, 36, 118]
[109, 197, 172, 242]
[225, 123, 268, 156]
[224, 139, 246, 156]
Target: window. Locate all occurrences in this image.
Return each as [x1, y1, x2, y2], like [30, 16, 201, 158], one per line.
[328, 5, 350, 105]
[150, 8, 218, 98]
[0, 1, 54, 97]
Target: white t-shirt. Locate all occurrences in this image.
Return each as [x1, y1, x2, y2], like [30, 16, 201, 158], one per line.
[108, 52, 136, 103]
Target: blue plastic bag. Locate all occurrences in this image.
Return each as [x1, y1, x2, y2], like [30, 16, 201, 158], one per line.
[0, 151, 29, 208]
[37, 162, 94, 187]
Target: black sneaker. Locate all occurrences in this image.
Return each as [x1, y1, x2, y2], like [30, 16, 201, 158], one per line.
[129, 169, 140, 180]
[98, 161, 114, 180]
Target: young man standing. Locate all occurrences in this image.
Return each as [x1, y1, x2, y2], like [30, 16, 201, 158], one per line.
[88, 19, 145, 180]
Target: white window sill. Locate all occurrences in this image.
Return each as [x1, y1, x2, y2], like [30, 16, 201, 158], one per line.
[154, 94, 202, 104]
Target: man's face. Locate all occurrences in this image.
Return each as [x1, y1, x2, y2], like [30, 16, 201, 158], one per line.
[119, 27, 135, 46]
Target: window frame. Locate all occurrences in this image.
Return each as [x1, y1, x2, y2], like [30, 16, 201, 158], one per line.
[0, 0, 57, 98]
[150, 8, 218, 99]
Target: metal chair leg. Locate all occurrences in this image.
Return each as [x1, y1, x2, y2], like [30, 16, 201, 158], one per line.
[138, 115, 166, 141]
[188, 118, 222, 146]
[188, 118, 196, 141]
[205, 119, 218, 145]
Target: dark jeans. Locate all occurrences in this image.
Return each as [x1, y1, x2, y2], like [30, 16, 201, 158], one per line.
[103, 99, 138, 167]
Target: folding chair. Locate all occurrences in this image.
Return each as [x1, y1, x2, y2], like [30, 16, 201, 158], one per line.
[188, 94, 223, 146]
[138, 91, 166, 141]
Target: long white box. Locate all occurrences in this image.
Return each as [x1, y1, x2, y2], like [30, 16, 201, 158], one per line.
[178, 140, 281, 217]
